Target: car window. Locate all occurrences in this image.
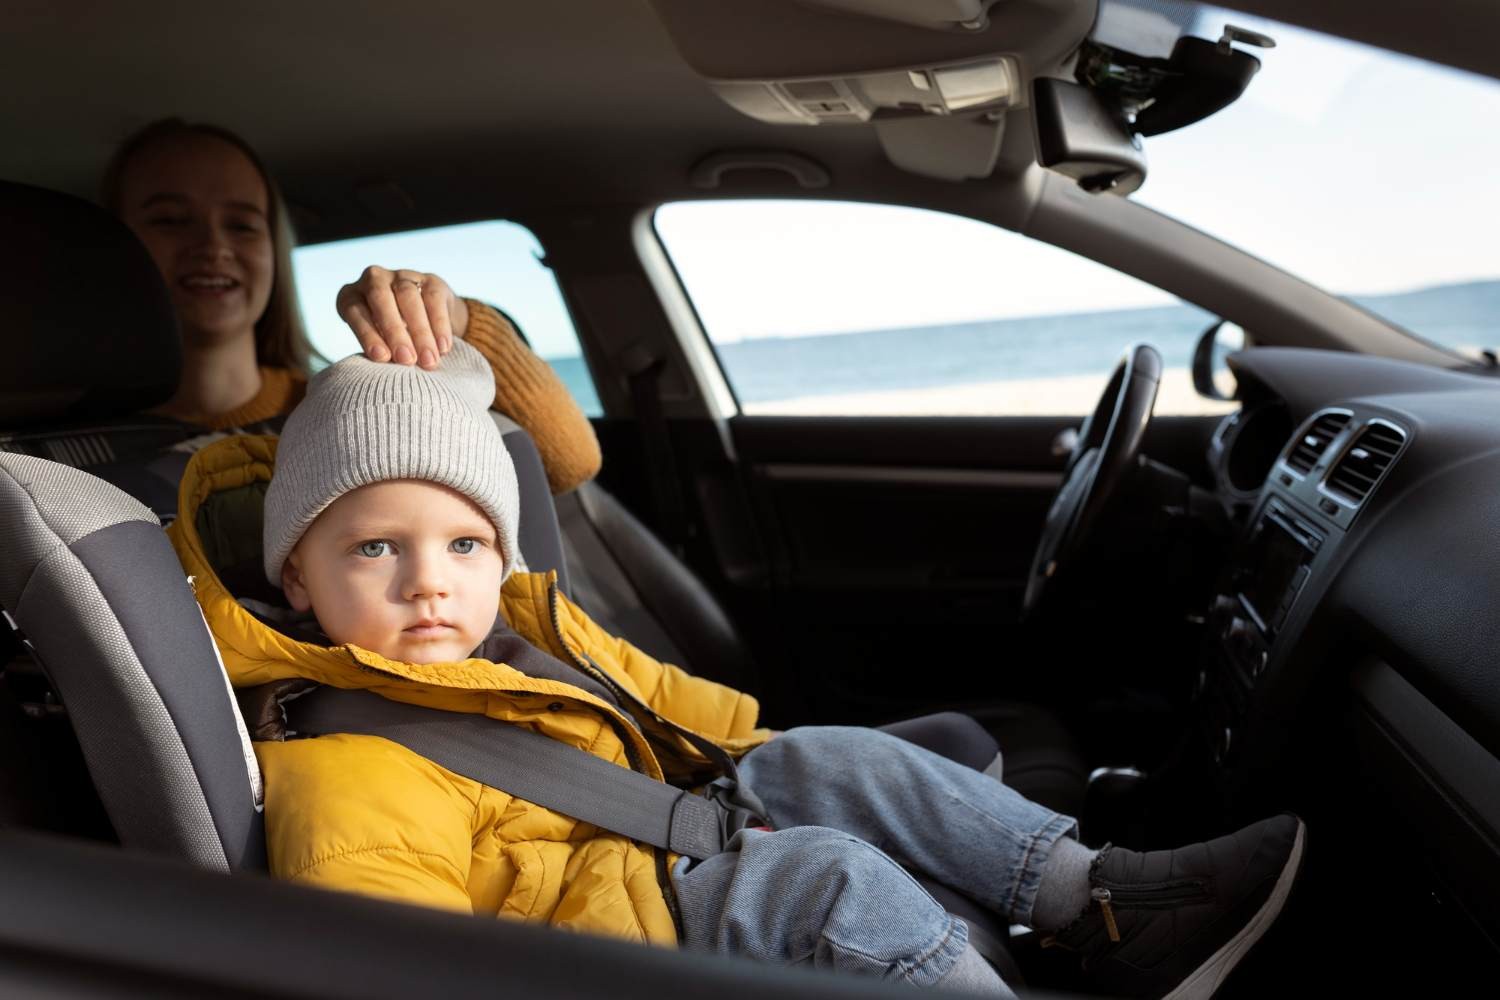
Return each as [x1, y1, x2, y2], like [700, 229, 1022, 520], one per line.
[654, 200, 1233, 417]
[292, 220, 601, 416]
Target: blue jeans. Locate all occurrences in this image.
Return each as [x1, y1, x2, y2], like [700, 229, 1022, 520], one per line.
[671, 726, 1077, 988]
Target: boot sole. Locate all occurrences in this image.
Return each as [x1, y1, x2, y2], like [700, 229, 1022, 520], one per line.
[1162, 818, 1306, 1000]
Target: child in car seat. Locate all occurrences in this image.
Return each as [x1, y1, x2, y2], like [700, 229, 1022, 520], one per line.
[169, 340, 1305, 999]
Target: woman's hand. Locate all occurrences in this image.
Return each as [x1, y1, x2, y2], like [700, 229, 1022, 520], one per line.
[336, 266, 471, 370]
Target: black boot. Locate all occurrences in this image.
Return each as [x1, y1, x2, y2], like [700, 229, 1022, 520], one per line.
[1046, 814, 1306, 999]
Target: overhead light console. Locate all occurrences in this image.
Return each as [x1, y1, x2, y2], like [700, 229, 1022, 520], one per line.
[712, 56, 1018, 126]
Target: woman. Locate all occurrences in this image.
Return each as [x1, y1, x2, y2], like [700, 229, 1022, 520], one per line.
[101, 118, 598, 493]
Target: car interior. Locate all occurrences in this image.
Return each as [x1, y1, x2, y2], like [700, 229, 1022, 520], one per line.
[3, 0, 1499, 996]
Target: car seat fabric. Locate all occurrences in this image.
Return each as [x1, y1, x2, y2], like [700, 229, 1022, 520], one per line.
[490, 414, 570, 593]
[558, 481, 755, 691]
[0, 453, 264, 870]
[0, 182, 180, 427]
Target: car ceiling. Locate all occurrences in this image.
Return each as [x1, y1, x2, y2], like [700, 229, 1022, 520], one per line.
[6, 0, 1499, 246]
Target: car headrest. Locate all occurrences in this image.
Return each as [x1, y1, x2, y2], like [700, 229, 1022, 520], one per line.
[1, 181, 180, 428]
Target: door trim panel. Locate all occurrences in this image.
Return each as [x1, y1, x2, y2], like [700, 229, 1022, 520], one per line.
[760, 464, 1062, 490]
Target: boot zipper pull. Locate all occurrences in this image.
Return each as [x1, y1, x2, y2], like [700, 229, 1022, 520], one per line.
[1092, 887, 1121, 942]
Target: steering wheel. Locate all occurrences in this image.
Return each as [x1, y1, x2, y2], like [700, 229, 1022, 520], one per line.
[1022, 343, 1163, 617]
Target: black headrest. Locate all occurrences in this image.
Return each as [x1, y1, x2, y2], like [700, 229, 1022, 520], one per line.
[1, 181, 180, 427]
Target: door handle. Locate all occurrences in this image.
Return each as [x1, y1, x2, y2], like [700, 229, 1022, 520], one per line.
[1051, 426, 1080, 458]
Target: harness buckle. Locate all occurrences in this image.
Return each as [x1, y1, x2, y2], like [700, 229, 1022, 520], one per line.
[703, 778, 771, 841]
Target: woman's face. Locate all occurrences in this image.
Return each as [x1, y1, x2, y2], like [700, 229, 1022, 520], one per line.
[117, 134, 275, 350]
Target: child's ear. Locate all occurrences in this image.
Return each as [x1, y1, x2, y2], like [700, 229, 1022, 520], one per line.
[281, 549, 313, 612]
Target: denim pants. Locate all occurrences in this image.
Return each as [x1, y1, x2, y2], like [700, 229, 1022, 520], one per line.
[671, 725, 1078, 989]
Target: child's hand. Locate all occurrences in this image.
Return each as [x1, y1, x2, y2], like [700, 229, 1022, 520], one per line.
[336, 266, 471, 370]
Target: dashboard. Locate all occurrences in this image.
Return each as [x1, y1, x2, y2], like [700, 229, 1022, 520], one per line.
[1194, 347, 1500, 950]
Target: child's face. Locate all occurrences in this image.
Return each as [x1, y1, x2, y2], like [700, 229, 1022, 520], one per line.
[280, 480, 505, 664]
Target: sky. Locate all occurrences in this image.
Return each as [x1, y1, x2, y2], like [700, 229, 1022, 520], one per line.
[293, 222, 583, 362]
[294, 5, 1500, 355]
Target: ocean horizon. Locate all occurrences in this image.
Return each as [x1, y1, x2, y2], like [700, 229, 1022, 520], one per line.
[548, 278, 1499, 414]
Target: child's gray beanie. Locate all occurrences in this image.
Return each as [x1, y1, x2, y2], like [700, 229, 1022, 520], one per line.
[262, 339, 520, 585]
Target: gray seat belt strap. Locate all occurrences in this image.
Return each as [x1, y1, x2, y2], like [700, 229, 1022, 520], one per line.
[285, 686, 740, 860]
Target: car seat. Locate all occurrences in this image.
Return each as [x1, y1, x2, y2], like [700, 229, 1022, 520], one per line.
[5, 435, 1044, 973]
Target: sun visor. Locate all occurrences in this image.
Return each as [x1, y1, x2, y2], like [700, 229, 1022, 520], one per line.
[875, 113, 1006, 181]
[1, 182, 181, 428]
[796, 0, 999, 33]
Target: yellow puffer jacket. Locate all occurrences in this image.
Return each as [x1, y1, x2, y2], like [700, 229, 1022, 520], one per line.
[167, 435, 767, 945]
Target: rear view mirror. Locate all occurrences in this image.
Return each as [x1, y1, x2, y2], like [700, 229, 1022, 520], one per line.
[1191, 320, 1247, 400]
[1032, 78, 1145, 195]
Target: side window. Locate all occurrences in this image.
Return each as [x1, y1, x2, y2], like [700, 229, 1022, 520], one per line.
[654, 200, 1232, 417]
[291, 220, 601, 416]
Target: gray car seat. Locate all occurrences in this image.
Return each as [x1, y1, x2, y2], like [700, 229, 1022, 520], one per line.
[2, 439, 1040, 980]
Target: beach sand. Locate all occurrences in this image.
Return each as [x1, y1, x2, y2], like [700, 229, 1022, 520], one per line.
[745, 366, 1238, 418]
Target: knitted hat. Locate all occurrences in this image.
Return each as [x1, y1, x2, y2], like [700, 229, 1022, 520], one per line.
[262, 339, 520, 585]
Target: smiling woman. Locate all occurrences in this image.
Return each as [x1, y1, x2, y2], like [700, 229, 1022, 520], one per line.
[94, 118, 602, 494]
[101, 119, 312, 425]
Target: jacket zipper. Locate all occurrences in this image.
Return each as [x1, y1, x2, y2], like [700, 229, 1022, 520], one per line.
[546, 581, 744, 785]
[546, 580, 613, 687]
[546, 579, 688, 938]
[544, 581, 649, 775]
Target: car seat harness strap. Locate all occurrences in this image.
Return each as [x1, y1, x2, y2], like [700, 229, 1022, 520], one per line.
[284, 685, 765, 860]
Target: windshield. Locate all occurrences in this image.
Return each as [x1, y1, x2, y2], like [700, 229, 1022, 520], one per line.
[1107, 1, 1500, 360]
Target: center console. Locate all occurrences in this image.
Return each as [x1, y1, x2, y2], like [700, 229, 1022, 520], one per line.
[1200, 498, 1328, 764]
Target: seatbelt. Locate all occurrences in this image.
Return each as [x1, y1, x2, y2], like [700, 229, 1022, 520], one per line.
[624, 355, 688, 557]
[284, 686, 765, 860]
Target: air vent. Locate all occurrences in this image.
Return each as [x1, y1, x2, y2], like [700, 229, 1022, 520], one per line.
[1326, 422, 1406, 504]
[1284, 411, 1351, 475]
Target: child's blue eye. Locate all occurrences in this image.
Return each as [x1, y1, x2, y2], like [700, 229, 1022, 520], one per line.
[451, 538, 477, 555]
[357, 540, 391, 558]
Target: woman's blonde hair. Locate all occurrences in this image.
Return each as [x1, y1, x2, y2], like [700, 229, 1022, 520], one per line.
[101, 118, 316, 374]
